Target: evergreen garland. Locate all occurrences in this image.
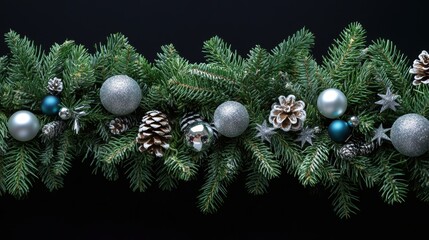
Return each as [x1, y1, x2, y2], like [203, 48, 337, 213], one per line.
[0, 22, 428, 219]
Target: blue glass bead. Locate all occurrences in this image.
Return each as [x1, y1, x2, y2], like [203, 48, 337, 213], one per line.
[41, 95, 61, 116]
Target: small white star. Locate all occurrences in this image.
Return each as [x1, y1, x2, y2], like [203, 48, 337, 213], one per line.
[375, 87, 400, 112]
[295, 126, 316, 148]
[255, 120, 276, 143]
[371, 123, 391, 146]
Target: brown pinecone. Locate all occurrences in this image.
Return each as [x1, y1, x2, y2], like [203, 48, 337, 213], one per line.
[136, 110, 172, 157]
[269, 94, 306, 132]
[109, 117, 133, 135]
[410, 50, 429, 86]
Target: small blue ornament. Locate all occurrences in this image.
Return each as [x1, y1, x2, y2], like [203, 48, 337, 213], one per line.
[41, 95, 61, 116]
[328, 120, 352, 143]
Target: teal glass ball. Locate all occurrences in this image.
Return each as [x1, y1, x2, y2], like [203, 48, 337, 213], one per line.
[328, 120, 352, 143]
[41, 95, 61, 116]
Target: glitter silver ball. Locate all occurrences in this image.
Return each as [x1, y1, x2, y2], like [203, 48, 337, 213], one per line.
[214, 101, 249, 138]
[184, 121, 215, 152]
[58, 107, 72, 120]
[390, 113, 429, 157]
[100, 75, 142, 116]
[7, 110, 40, 141]
[317, 88, 348, 119]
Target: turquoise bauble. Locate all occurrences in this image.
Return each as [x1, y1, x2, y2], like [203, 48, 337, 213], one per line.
[41, 95, 61, 116]
[328, 120, 352, 143]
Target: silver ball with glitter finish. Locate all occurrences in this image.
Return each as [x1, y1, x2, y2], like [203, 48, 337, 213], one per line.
[317, 88, 348, 119]
[100, 75, 142, 116]
[214, 101, 249, 138]
[390, 113, 429, 157]
[7, 110, 40, 141]
[184, 121, 215, 152]
[58, 107, 72, 120]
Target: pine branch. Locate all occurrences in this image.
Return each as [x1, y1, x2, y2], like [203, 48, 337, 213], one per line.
[243, 137, 280, 179]
[52, 131, 74, 176]
[198, 143, 241, 213]
[202, 36, 243, 71]
[270, 27, 315, 75]
[245, 166, 270, 195]
[39, 164, 64, 191]
[298, 138, 330, 186]
[125, 153, 153, 192]
[155, 160, 179, 191]
[164, 148, 198, 181]
[4, 143, 39, 197]
[270, 134, 303, 174]
[322, 22, 366, 83]
[42, 40, 74, 80]
[376, 152, 408, 204]
[329, 177, 360, 219]
[0, 113, 8, 154]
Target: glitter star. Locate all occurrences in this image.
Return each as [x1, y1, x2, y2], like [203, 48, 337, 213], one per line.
[295, 126, 316, 148]
[375, 87, 400, 112]
[371, 123, 391, 146]
[255, 120, 276, 143]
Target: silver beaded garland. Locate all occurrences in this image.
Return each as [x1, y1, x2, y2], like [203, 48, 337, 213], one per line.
[100, 75, 142, 116]
[7, 110, 40, 141]
[213, 101, 249, 138]
[390, 113, 429, 157]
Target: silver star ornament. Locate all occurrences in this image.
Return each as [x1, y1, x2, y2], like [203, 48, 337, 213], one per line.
[371, 123, 391, 146]
[295, 126, 317, 148]
[375, 87, 400, 113]
[255, 120, 276, 143]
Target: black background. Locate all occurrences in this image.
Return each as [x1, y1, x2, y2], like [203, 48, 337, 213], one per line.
[1, 0, 429, 239]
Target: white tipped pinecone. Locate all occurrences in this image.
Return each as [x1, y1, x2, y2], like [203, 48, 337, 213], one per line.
[47, 77, 64, 95]
[410, 50, 429, 86]
[109, 117, 135, 135]
[269, 95, 306, 132]
[41, 121, 66, 141]
[136, 110, 172, 157]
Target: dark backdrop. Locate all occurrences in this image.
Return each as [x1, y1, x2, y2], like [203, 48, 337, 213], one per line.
[1, 0, 429, 239]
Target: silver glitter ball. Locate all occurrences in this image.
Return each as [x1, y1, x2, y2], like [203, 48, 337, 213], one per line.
[7, 110, 40, 141]
[214, 101, 249, 138]
[58, 107, 72, 120]
[184, 121, 215, 152]
[391, 113, 429, 157]
[100, 75, 142, 116]
[317, 88, 348, 119]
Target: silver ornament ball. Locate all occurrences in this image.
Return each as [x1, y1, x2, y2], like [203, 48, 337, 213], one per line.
[58, 107, 72, 120]
[390, 113, 429, 157]
[214, 101, 249, 138]
[348, 116, 360, 127]
[317, 88, 348, 119]
[184, 121, 215, 152]
[100, 75, 142, 116]
[7, 110, 40, 141]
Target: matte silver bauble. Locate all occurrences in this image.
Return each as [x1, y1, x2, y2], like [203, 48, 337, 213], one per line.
[317, 88, 348, 119]
[7, 110, 40, 142]
[390, 113, 429, 157]
[100, 75, 142, 116]
[213, 101, 249, 138]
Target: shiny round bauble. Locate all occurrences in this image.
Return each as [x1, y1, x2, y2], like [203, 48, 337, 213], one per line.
[317, 88, 348, 119]
[58, 107, 72, 120]
[41, 95, 61, 116]
[213, 101, 249, 138]
[347, 116, 360, 128]
[390, 113, 429, 157]
[100, 75, 142, 116]
[328, 119, 352, 143]
[7, 110, 40, 141]
[184, 121, 215, 152]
